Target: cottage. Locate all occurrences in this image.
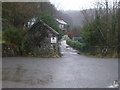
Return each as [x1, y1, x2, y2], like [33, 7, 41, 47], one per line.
[28, 20, 59, 57]
[56, 19, 68, 34]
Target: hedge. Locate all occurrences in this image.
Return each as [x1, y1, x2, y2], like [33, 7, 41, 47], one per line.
[66, 39, 87, 52]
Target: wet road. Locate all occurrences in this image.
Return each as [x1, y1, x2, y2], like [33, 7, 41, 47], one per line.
[2, 40, 118, 88]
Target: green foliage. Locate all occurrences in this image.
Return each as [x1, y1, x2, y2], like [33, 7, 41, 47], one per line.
[38, 12, 57, 29]
[80, 1, 119, 57]
[28, 51, 38, 56]
[3, 28, 30, 55]
[38, 11, 63, 40]
[81, 17, 105, 46]
[2, 2, 40, 28]
[66, 39, 87, 52]
[20, 39, 30, 55]
[3, 29, 24, 45]
[81, 1, 119, 48]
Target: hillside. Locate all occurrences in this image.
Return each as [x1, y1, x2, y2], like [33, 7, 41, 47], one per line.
[62, 9, 96, 28]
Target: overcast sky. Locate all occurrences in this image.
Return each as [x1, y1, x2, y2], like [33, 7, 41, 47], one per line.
[49, 0, 117, 11]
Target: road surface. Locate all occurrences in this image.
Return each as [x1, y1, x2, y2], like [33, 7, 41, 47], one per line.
[2, 40, 118, 88]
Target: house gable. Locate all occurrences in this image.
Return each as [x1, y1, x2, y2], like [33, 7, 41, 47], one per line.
[28, 20, 59, 56]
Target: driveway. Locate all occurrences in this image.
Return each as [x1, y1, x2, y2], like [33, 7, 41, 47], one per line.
[2, 40, 118, 88]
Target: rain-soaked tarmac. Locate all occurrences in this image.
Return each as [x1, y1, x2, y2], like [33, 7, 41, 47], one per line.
[2, 40, 118, 88]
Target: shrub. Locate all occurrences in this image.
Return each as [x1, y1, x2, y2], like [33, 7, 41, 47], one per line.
[28, 51, 38, 56]
[38, 11, 64, 40]
[3, 29, 24, 45]
[66, 39, 87, 52]
[3, 28, 30, 56]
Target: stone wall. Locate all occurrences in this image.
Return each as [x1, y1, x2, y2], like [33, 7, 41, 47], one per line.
[31, 33, 59, 57]
[28, 21, 60, 57]
[2, 44, 20, 57]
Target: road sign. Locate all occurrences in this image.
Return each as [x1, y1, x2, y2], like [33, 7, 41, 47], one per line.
[51, 37, 57, 43]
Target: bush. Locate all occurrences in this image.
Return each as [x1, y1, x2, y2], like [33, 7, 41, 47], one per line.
[66, 39, 87, 52]
[3, 28, 30, 56]
[28, 51, 38, 56]
[38, 11, 64, 40]
[3, 29, 24, 45]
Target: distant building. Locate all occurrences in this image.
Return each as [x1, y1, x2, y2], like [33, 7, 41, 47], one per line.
[56, 19, 68, 34]
[72, 37, 83, 42]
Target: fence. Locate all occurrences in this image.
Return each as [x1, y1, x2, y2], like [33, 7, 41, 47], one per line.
[87, 46, 118, 56]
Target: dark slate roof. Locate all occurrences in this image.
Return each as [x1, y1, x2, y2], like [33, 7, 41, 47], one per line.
[29, 20, 59, 35]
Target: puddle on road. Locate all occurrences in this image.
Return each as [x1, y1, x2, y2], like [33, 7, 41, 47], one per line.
[61, 52, 77, 54]
[21, 74, 53, 85]
[3, 65, 27, 82]
[3, 65, 53, 85]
